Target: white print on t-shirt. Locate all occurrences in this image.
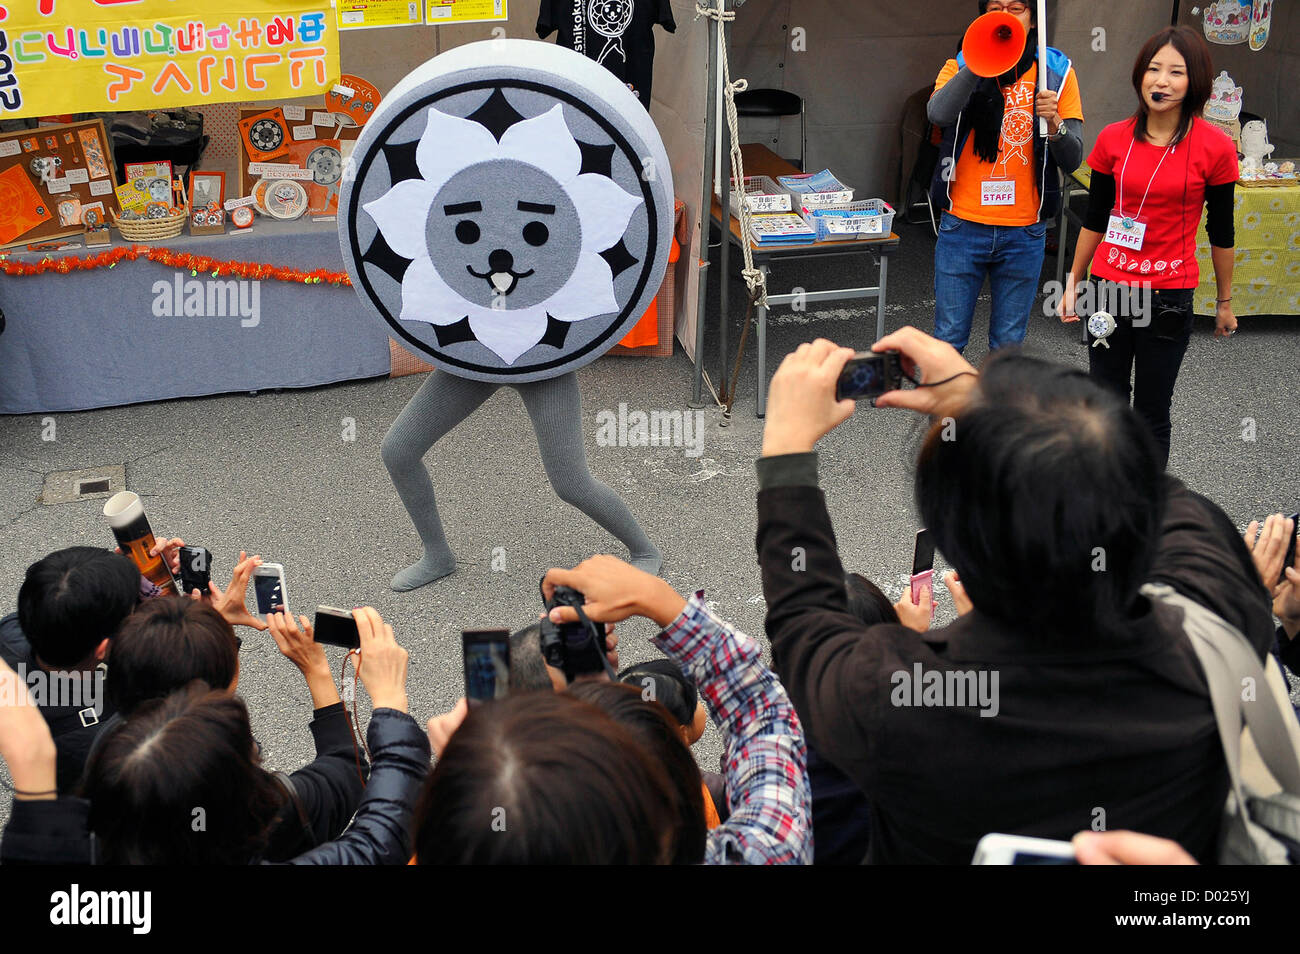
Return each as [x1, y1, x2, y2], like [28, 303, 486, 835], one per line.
[994, 80, 1036, 178]
[1107, 247, 1182, 276]
[590, 0, 634, 67]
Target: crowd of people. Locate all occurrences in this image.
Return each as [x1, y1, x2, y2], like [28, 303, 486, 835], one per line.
[1, 320, 1296, 866]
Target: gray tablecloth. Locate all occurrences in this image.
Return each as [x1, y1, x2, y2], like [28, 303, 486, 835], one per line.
[0, 218, 392, 414]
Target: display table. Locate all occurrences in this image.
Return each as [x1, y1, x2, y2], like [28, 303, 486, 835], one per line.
[710, 144, 901, 417]
[1194, 183, 1300, 317]
[0, 218, 393, 414]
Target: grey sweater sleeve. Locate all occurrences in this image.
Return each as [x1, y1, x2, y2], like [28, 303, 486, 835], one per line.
[927, 66, 979, 127]
[1047, 117, 1084, 177]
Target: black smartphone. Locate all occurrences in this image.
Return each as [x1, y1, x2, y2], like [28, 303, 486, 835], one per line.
[836, 350, 904, 402]
[1283, 512, 1300, 585]
[314, 606, 361, 650]
[177, 546, 212, 595]
[463, 629, 511, 707]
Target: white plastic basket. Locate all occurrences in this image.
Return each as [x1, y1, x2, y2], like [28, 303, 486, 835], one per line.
[806, 199, 895, 242]
[729, 175, 792, 216]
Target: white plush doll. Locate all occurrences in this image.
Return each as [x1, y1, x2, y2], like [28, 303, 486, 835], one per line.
[1241, 119, 1275, 166]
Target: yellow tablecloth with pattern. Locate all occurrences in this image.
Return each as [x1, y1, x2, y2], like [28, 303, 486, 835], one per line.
[1194, 183, 1300, 316]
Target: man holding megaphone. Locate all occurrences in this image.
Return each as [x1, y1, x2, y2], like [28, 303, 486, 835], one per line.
[927, 1, 1083, 354]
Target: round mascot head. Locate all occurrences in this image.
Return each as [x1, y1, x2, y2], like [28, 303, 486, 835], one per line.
[339, 39, 674, 383]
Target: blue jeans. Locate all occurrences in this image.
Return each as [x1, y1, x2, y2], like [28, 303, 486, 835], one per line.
[933, 210, 1048, 353]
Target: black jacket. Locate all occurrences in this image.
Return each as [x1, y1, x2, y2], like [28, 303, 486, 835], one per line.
[0, 709, 430, 865]
[757, 455, 1275, 865]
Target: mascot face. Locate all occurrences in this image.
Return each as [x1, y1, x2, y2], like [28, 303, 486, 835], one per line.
[425, 159, 582, 311]
[340, 41, 674, 384]
[362, 103, 643, 366]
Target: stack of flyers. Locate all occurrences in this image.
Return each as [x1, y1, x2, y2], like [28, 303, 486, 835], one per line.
[777, 169, 854, 209]
[749, 212, 816, 245]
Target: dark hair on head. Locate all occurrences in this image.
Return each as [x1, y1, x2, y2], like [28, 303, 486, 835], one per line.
[844, 573, 902, 628]
[17, 547, 141, 669]
[915, 350, 1164, 637]
[107, 597, 239, 715]
[568, 680, 706, 864]
[81, 682, 284, 864]
[617, 657, 698, 728]
[413, 692, 680, 864]
[1130, 26, 1214, 145]
[507, 623, 555, 693]
[977, 0, 1034, 21]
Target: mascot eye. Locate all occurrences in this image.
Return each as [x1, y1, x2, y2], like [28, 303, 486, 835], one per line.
[455, 220, 481, 245]
[523, 221, 549, 247]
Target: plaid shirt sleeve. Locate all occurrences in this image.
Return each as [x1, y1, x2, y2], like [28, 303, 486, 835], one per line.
[655, 592, 812, 865]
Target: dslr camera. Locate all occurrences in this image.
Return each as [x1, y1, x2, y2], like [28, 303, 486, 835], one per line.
[538, 581, 614, 682]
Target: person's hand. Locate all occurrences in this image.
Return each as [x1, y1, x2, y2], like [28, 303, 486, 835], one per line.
[893, 585, 934, 633]
[943, 570, 974, 616]
[1273, 532, 1300, 639]
[761, 339, 857, 457]
[1072, 830, 1197, 865]
[427, 698, 469, 758]
[0, 658, 58, 800]
[352, 606, 408, 713]
[1243, 515, 1293, 592]
[1035, 89, 1061, 127]
[543, 555, 687, 629]
[1059, 274, 1081, 323]
[115, 536, 184, 575]
[870, 326, 978, 419]
[192, 552, 268, 631]
[267, 609, 339, 708]
[1214, 302, 1237, 338]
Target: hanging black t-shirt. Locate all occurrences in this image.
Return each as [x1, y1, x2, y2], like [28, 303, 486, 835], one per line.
[537, 0, 676, 108]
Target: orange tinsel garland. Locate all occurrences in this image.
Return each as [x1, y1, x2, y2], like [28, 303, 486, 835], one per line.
[0, 245, 353, 286]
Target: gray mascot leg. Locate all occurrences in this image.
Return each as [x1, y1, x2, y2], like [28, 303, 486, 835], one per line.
[381, 370, 497, 591]
[516, 372, 661, 575]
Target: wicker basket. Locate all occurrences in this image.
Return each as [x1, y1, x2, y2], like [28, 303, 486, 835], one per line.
[389, 340, 437, 378]
[112, 199, 189, 241]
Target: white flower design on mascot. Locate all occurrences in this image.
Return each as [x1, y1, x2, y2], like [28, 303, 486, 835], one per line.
[363, 103, 643, 365]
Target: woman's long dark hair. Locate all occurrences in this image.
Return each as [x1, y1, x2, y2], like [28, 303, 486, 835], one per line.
[1130, 26, 1214, 146]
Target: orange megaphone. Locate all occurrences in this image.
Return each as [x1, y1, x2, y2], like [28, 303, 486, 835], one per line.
[962, 11, 1028, 78]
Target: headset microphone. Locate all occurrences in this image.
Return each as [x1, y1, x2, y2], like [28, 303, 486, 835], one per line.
[1150, 92, 1182, 103]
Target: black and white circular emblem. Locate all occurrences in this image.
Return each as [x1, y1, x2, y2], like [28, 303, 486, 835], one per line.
[339, 39, 674, 383]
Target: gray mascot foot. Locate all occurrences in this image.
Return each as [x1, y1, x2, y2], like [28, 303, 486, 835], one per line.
[629, 546, 663, 578]
[391, 552, 457, 591]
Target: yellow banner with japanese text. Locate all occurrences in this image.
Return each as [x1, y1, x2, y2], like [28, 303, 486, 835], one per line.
[0, 0, 340, 119]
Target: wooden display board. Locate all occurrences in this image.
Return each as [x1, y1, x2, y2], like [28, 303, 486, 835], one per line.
[0, 119, 121, 249]
[237, 106, 361, 216]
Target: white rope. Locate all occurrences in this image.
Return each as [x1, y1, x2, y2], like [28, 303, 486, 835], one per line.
[696, 0, 767, 310]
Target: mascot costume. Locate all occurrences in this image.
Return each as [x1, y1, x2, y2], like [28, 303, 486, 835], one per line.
[340, 40, 672, 590]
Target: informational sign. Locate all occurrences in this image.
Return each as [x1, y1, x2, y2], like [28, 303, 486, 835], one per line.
[337, 1, 423, 30]
[0, 0, 340, 119]
[426, 0, 507, 26]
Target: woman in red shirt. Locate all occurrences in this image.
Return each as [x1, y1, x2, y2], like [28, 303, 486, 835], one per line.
[1059, 26, 1237, 469]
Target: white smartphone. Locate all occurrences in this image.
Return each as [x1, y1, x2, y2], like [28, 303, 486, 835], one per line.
[252, 563, 289, 615]
[972, 833, 1077, 865]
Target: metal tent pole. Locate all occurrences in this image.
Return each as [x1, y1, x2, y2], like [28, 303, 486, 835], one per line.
[691, 0, 724, 407]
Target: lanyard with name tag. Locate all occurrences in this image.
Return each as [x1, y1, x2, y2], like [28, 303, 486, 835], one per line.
[981, 179, 1016, 206]
[1105, 213, 1147, 251]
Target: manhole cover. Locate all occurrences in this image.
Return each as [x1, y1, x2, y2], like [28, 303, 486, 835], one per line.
[40, 465, 126, 505]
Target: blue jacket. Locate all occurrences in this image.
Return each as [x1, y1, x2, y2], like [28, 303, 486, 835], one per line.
[928, 46, 1074, 224]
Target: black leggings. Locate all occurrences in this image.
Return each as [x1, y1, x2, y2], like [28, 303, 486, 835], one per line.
[1086, 283, 1195, 471]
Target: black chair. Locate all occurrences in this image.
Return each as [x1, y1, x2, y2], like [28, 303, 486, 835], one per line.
[734, 88, 806, 171]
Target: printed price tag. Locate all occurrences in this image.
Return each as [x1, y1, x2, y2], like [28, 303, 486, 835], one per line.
[248, 163, 314, 180]
[332, 84, 356, 99]
[981, 179, 1016, 206]
[283, 105, 307, 122]
[312, 112, 337, 128]
[47, 178, 71, 194]
[293, 125, 317, 141]
[225, 195, 257, 211]
[64, 168, 90, 184]
[0, 140, 20, 158]
[1105, 214, 1146, 251]
[88, 179, 113, 196]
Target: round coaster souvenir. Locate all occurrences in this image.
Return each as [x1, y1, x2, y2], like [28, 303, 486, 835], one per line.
[265, 179, 308, 220]
[339, 38, 674, 384]
[231, 206, 255, 229]
[307, 145, 343, 185]
[251, 178, 273, 215]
